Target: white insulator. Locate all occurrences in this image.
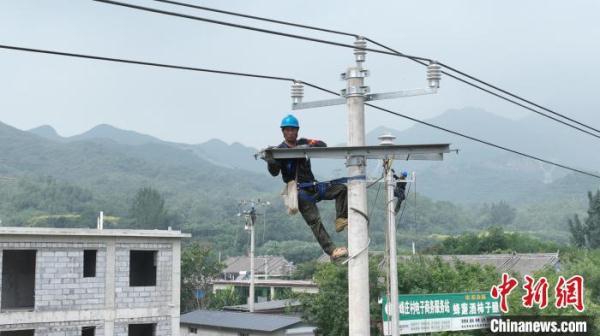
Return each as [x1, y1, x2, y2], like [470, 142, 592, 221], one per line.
[354, 38, 367, 63]
[291, 82, 304, 104]
[378, 133, 396, 146]
[427, 62, 442, 89]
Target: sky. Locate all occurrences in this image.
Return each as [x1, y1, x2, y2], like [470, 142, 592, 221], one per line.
[1, 0, 599, 148]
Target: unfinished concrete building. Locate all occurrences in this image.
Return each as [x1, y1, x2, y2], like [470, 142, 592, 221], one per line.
[0, 227, 189, 336]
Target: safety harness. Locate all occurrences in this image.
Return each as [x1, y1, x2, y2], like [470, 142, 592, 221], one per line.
[297, 175, 366, 203]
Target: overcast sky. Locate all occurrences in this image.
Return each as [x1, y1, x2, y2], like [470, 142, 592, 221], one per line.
[1, 0, 599, 148]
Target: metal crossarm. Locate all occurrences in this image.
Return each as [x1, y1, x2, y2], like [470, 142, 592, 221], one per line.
[292, 88, 437, 110]
[258, 144, 452, 161]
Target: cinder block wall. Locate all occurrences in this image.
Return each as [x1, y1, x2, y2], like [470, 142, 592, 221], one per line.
[114, 316, 171, 336]
[0, 320, 105, 336]
[0, 242, 107, 311]
[115, 242, 173, 309]
[36, 243, 107, 311]
[0, 237, 180, 335]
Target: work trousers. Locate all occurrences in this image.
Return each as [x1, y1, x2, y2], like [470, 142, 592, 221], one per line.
[298, 183, 348, 256]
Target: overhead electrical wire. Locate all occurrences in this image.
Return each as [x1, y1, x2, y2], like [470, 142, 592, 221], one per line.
[1, 43, 599, 179]
[364, 39, 600, 139]
[92, 0, 431, 63]
[0, 44, 294, 82]
[152, 0, 359, 38]
[136, 0, 600, 138]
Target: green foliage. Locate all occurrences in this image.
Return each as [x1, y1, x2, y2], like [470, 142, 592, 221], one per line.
[257, 240, 322, 264]
[301, 256, 500, 335]
[128, 187, 170, 229]
[300, 258, 383, 336]
[569, 191, 600, 248]
[205, 286, 245, 310]
[425, 226, 561, 254]
[180, 242, 225, 312]
[292, 260, 320, 280]
[397, 256, 499, 295]
[476, 201, 516, 228]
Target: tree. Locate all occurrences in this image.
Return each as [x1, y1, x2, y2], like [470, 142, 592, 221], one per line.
[129, 187, 169, 229]
[257, 240, 322, 264]
[300, 258, 384, 336]
[477, 201, 516, 228]
[569, 190, 600, 248]
[424, 227, 559, 255]
[300, 256, 500, 335]
[180, 242, 224, 312]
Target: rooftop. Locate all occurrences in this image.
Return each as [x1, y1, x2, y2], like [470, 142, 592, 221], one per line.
[223, 255, 295, 277]
[431, 253, 560, 276]
[0, 227, 191, 238]
[317, 252, 560, 275]
[223, 299, 301, 313]
[212, 279, 317, 288]
[180, 310, 302, 332]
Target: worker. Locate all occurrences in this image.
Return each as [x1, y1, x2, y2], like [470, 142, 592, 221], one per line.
[262, 114, 349, 260]
[393, 171, 408, 214]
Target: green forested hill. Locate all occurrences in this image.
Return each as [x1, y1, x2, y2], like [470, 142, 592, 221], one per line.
[0, 121, 279, 250]
[0, 120, 592, 260]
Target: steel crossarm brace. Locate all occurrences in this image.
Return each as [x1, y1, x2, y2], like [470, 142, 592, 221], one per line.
[258, 144, 452, 161]
[291, 88, 437, 111]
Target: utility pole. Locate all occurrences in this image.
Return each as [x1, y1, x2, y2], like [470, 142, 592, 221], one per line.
[346, 37, 371, 336]
[380, 134, 399, 336]
[260, 39, 446, 336]
[249, 206, 256, 313]
[239, 199, 268, 313]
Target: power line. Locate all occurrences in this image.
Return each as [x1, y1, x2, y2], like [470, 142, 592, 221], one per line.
[1, 43, 598, 179]
[144, 0, 600, 138]
[0, 44, 294, 82]
[92, 0, 432, 62]
[152, 0, 358, 38]
[299, 84, 600, 179]
[365, 39, 600, 138]
[367, 102, 600, 178]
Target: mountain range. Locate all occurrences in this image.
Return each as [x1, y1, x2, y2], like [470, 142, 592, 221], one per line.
[23, 107, 599, 204]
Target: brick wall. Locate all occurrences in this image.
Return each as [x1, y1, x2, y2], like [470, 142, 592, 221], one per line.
[114, 316, 171, 336]
[0, 242, 106, 311]
[114, 242, 173, 309]
[0, 320, 104, 336]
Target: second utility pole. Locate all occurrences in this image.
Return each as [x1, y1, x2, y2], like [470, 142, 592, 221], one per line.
[346, 37, 371, 336]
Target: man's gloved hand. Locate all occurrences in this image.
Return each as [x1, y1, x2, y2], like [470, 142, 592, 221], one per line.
[260, 146, 278, 165]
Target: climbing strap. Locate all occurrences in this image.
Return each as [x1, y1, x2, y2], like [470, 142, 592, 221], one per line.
[297, 175, 366, 203]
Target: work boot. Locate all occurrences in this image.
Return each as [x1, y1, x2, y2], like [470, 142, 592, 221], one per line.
[330, 246, 348, 261]
[335, 217, 348, 232]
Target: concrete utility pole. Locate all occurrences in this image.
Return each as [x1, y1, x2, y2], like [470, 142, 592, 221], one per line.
[346, 37, 371, 336]
[260, 38, 446, 336]
[386, 164, 399, 336]
[249, 207, 256, 313]
[239, 200, 268, 313]
[380, 135, 400, 336]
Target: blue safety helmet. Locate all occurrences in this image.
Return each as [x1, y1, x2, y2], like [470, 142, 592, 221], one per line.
[280, 114, 299, 128]
[401, 171, 409, 178]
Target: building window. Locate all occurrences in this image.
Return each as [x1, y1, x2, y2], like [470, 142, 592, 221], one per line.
[0, 330, 35, 336]
[129, 250, 157, 287]
[83, 250, 97, 278]
[1, 250, 36, 310]
[128, 323, 155, 336]
[189, 328, 197, 334]
[82, 326, 95, 336]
